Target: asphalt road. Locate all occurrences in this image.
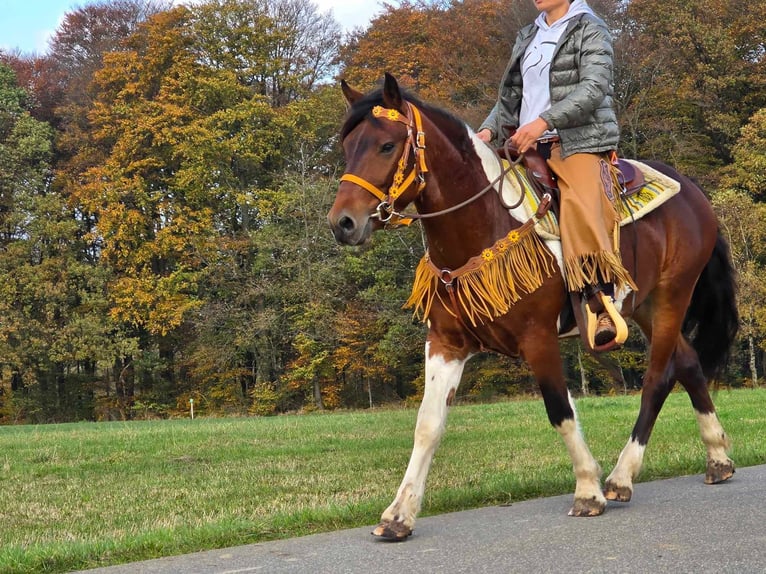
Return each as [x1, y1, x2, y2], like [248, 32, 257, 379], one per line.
[75, 464, 766, 574]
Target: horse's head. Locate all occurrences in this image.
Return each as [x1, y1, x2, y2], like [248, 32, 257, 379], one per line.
[328, 73, 423, 245]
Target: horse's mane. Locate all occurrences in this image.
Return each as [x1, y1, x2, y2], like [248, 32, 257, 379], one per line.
[340, 88, 474, 157]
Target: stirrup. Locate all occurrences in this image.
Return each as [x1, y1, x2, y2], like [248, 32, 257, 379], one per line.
[584, 291, 628, 352]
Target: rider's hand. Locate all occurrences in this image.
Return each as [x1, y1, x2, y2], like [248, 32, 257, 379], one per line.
[476, 128, 493, 143]
[510, 117, 549, 153]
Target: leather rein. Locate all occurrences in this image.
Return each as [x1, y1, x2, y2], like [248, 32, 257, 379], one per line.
[339, 101, 528, 227]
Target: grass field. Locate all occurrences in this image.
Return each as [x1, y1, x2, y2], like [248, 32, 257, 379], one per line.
[1, 388, 764, 573]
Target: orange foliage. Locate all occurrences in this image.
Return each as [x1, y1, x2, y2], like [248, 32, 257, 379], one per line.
[340, 0, 509, 125]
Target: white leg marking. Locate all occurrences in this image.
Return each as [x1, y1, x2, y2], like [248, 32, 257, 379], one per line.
[556, 392, 604, 512]
[696, 411, 731, 464]
[380, 342, 467, 530]
[612, 284, 633, 314]
[605, 437, 645, 492]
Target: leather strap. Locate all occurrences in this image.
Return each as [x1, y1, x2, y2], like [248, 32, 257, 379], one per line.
[339, 173, 387, 202]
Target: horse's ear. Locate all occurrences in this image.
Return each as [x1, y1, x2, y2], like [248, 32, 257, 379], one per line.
[382, 72, 403, 111]
[341, 80, 363, 106]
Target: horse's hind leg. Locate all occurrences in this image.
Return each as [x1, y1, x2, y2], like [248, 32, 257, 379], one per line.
[373, 339, 468, 540]
[604, 303, 680, 502]
[605, 311, 734, 501]
[604, 379, 674, 501]
[673, 339, 734, 484]
[557, 390, 606, 516]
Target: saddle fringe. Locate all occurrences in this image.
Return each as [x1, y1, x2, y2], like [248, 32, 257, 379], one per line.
[406, 229, 556, 326]
[405, 161, 674, 326]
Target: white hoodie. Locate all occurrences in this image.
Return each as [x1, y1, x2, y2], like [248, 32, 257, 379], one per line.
[518, 0, 595, 135]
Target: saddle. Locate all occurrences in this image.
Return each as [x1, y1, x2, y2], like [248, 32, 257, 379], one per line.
[496, 134, 646, 210]
[614, 160, 645, 195]
[495, 130, 639, 353]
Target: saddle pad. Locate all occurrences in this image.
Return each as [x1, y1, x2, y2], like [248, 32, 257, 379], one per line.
[616, 160, 681, 224]
[500, 162, 560, 240]
[502, 159, 682, 241]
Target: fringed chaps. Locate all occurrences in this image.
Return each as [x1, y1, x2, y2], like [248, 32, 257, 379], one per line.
[547, 145, 638, 293]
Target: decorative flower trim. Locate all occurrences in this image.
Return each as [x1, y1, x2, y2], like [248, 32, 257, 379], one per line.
[405, 222, 557, 326]
[372, 106, 401, 122]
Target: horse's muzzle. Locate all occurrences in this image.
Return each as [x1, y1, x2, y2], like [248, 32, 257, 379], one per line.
[328, 210, 373, 245]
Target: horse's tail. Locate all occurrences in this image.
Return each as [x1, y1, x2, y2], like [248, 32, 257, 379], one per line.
[682, 230, 739, 380]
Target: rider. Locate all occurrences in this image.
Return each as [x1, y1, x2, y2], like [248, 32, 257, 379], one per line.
[476, 0, 637, 349]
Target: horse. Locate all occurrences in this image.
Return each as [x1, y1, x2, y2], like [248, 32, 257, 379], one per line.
[327, 73, 738, 540]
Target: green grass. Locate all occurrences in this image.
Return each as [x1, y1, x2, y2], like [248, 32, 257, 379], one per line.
[1, 388, 764, 573]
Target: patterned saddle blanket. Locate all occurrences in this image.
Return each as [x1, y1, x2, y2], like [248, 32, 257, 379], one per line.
[501, 159, 682, 241]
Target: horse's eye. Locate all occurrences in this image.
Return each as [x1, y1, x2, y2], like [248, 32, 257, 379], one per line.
[380, 142, 395, 154]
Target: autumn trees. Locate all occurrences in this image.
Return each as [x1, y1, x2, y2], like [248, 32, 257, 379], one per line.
[1, 0, 338, 421]
[615, 0, 766, 178]
[340, 0, 511, 126]
[0, 63, 111, 421]
[63, 1, 348, 417]
[0, 0, 765, 422]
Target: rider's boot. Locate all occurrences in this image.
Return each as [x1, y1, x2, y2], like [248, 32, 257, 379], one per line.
[583, 284, 628, 351]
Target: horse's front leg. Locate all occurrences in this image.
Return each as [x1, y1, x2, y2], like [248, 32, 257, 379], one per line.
[523, 333, 606, 516]
[373, 340, 469, 540]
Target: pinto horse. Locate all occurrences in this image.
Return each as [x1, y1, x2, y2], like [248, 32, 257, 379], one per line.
[328, 74, 738, 539]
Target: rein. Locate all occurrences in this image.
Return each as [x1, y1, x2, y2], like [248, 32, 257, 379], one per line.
[340, 101, 526, 225]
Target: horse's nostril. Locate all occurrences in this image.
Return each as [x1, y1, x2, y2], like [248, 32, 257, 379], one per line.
[339, 215, 355, 232]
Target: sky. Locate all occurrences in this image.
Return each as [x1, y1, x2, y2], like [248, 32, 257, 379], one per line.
[0, 0, 387, 55]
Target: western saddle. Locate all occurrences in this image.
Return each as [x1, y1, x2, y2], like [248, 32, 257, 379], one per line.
[497, 133, 642, 353]
[498, 136, 645, 211]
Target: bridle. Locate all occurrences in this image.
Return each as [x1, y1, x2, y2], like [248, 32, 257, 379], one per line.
[340, 101, 525, 226]
[339, 102, 427, 226]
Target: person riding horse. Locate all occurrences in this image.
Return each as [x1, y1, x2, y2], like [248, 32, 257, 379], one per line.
[477, 0, 636, 351]
[330, 71, 737, 535]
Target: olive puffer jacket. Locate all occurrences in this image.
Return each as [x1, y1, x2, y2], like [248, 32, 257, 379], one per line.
[480, 13, 619, 158]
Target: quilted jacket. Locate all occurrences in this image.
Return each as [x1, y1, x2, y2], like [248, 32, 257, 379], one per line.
[479, 13, 619, 158]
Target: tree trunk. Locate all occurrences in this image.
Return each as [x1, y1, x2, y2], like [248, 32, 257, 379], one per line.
[10, 370, 22, 392]
[313, 376, 324, 410]
[748, 331, 759, 387]
[367, 379, 373, 409]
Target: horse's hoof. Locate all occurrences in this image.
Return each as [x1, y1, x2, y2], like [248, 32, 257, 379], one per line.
[372, 520, 412, 540]
[568, 495, 606, 517]
[705, 458, 735, 484]
[603, 480, 633, 502]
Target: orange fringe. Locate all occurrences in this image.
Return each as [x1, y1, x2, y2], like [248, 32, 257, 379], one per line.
[562, 248, 638, 293]
[405, 229, 556, 326]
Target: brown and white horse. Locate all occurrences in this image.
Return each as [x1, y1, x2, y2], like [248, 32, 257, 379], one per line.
[328, 74, 738, 539]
